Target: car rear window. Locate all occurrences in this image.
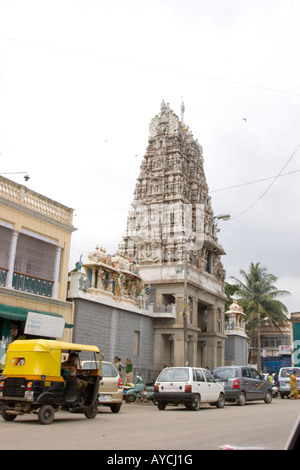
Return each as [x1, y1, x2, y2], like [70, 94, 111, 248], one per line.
[81, 361, 99, 370]
[280, 368, 300, 378]
[213, 368, 238, 380]
[101, 363, 118, 378]
[158, 368, 189, 382]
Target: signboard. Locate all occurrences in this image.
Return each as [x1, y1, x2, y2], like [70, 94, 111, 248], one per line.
[279, 345, 291, 355]
[25, 312, 65, 339]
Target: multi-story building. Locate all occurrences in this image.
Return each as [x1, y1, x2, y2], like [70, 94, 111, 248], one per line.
[258, 320, 292, 373]
[291, 312, 300, 367]
[0, 176, 75, 366]
[119, 101, 228, 370]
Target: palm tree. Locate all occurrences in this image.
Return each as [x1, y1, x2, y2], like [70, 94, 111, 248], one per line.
[231, 262, 290, 371]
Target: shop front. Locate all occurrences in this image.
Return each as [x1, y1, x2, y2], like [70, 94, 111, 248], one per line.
[0, 303, 73, 369]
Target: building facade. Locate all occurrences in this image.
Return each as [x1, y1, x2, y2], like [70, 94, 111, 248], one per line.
[291, 312, 300, 367]
[0, 176, 75, 366]
[67, 248, 176, 380]
[248, 320, 292, 372]
[119, 101, 228, 371]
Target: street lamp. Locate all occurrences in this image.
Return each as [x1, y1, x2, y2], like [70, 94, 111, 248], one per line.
[183, 213, 230, 366]
[213, 214, 230, 221]
[0, 172, 30, 181]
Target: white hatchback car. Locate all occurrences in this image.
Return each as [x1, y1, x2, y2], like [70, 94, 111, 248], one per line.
[153, 367, 225, 410]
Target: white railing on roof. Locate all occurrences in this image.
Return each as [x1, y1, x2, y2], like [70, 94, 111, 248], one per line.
[0, 176, 74, 226]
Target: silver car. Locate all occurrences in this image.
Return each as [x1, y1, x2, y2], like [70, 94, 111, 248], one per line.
[212, 366, 273, 406]
[278, 367, 300, 399]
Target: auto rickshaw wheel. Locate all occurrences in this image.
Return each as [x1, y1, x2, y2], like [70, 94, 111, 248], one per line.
[38, 404, 55, 425]
[84, 403, 98, 419]
[1, 405, 17, 421]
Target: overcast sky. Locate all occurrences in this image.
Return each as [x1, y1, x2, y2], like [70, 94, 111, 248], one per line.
[0, 0, 299, 313]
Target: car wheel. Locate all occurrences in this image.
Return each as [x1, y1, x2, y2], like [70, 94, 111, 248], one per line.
[110, 403, 121, 413]
[216, 393, 225, 408]
[191, 394, 200, 411]
[236, 391, 246, 406]
[264, 390, 272, 404]
[38, 404, 55, 425]
[157, 402, 166, 410]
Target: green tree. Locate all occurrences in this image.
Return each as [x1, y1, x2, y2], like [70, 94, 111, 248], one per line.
[225, 282, 239, 312]
[231, 262, 290, 370]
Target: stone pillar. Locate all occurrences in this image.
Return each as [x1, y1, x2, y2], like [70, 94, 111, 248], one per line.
[52, 246, 62, 298]
[173, 329, 185, 366]
[207, 305, 216, 332]
[175, 294, 184, 325]
[5, 230, 19, 288]
[154, 331, 165, 371]
[188, 334, 198, 366]
[198, 340, 207, 368]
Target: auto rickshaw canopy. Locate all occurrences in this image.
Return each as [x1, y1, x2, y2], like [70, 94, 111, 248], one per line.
[2, 339, 101, 378]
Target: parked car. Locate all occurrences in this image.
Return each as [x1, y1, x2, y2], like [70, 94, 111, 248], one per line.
[153, 366, 225, 411]
[212, 366, 273, 406]
[81, 360, 123, 413]
[278, 367, 300, 399]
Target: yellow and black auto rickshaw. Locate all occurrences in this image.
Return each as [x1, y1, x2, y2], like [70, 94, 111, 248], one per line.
[0, 339, 101, 424]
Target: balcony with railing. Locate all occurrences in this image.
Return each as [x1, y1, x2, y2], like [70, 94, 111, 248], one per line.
[1, 267, 53, 297]
[0, 268, 8, 287]
[12, 272, 53, 297]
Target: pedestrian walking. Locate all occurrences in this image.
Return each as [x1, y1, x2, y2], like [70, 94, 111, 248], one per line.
[289, 370, 299, 399]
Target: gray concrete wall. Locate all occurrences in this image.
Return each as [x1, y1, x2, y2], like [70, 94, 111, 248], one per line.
[225, 334, 248, 365]
[72, 298, 155, 380]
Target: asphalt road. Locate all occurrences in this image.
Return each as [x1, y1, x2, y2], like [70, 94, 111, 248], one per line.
[0, 397, 298, 451]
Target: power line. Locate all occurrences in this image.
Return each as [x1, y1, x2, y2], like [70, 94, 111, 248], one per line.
[0, 35, 299, 98]
[210, 169, 300, 193]
[230, 144, 300, 220]
[75, 165, 299, 217]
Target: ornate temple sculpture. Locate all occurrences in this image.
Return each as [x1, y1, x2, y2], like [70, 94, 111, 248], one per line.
[119, 100, 225, 279]
[83, 246, 144, 305]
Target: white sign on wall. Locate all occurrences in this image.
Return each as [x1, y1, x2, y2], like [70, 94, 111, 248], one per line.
[279, 345, 291, 355]
[25, 312, 65, 338]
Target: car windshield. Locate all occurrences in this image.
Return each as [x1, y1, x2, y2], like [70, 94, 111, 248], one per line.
[158, 368, 189, 382]
[213, 368, 238, 380]
[281, 368, 300, 378]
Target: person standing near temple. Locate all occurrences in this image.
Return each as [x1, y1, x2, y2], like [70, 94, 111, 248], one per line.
[124, 358, 133, 384]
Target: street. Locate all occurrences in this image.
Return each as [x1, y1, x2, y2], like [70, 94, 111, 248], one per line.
[0, 398, 298, 451]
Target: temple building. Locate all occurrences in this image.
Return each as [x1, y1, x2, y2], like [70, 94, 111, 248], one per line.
[224, 301, 248, 365]
[119, 100, 228, 370]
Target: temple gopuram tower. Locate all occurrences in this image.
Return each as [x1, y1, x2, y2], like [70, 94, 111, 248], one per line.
[119, 100, 228, 371]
